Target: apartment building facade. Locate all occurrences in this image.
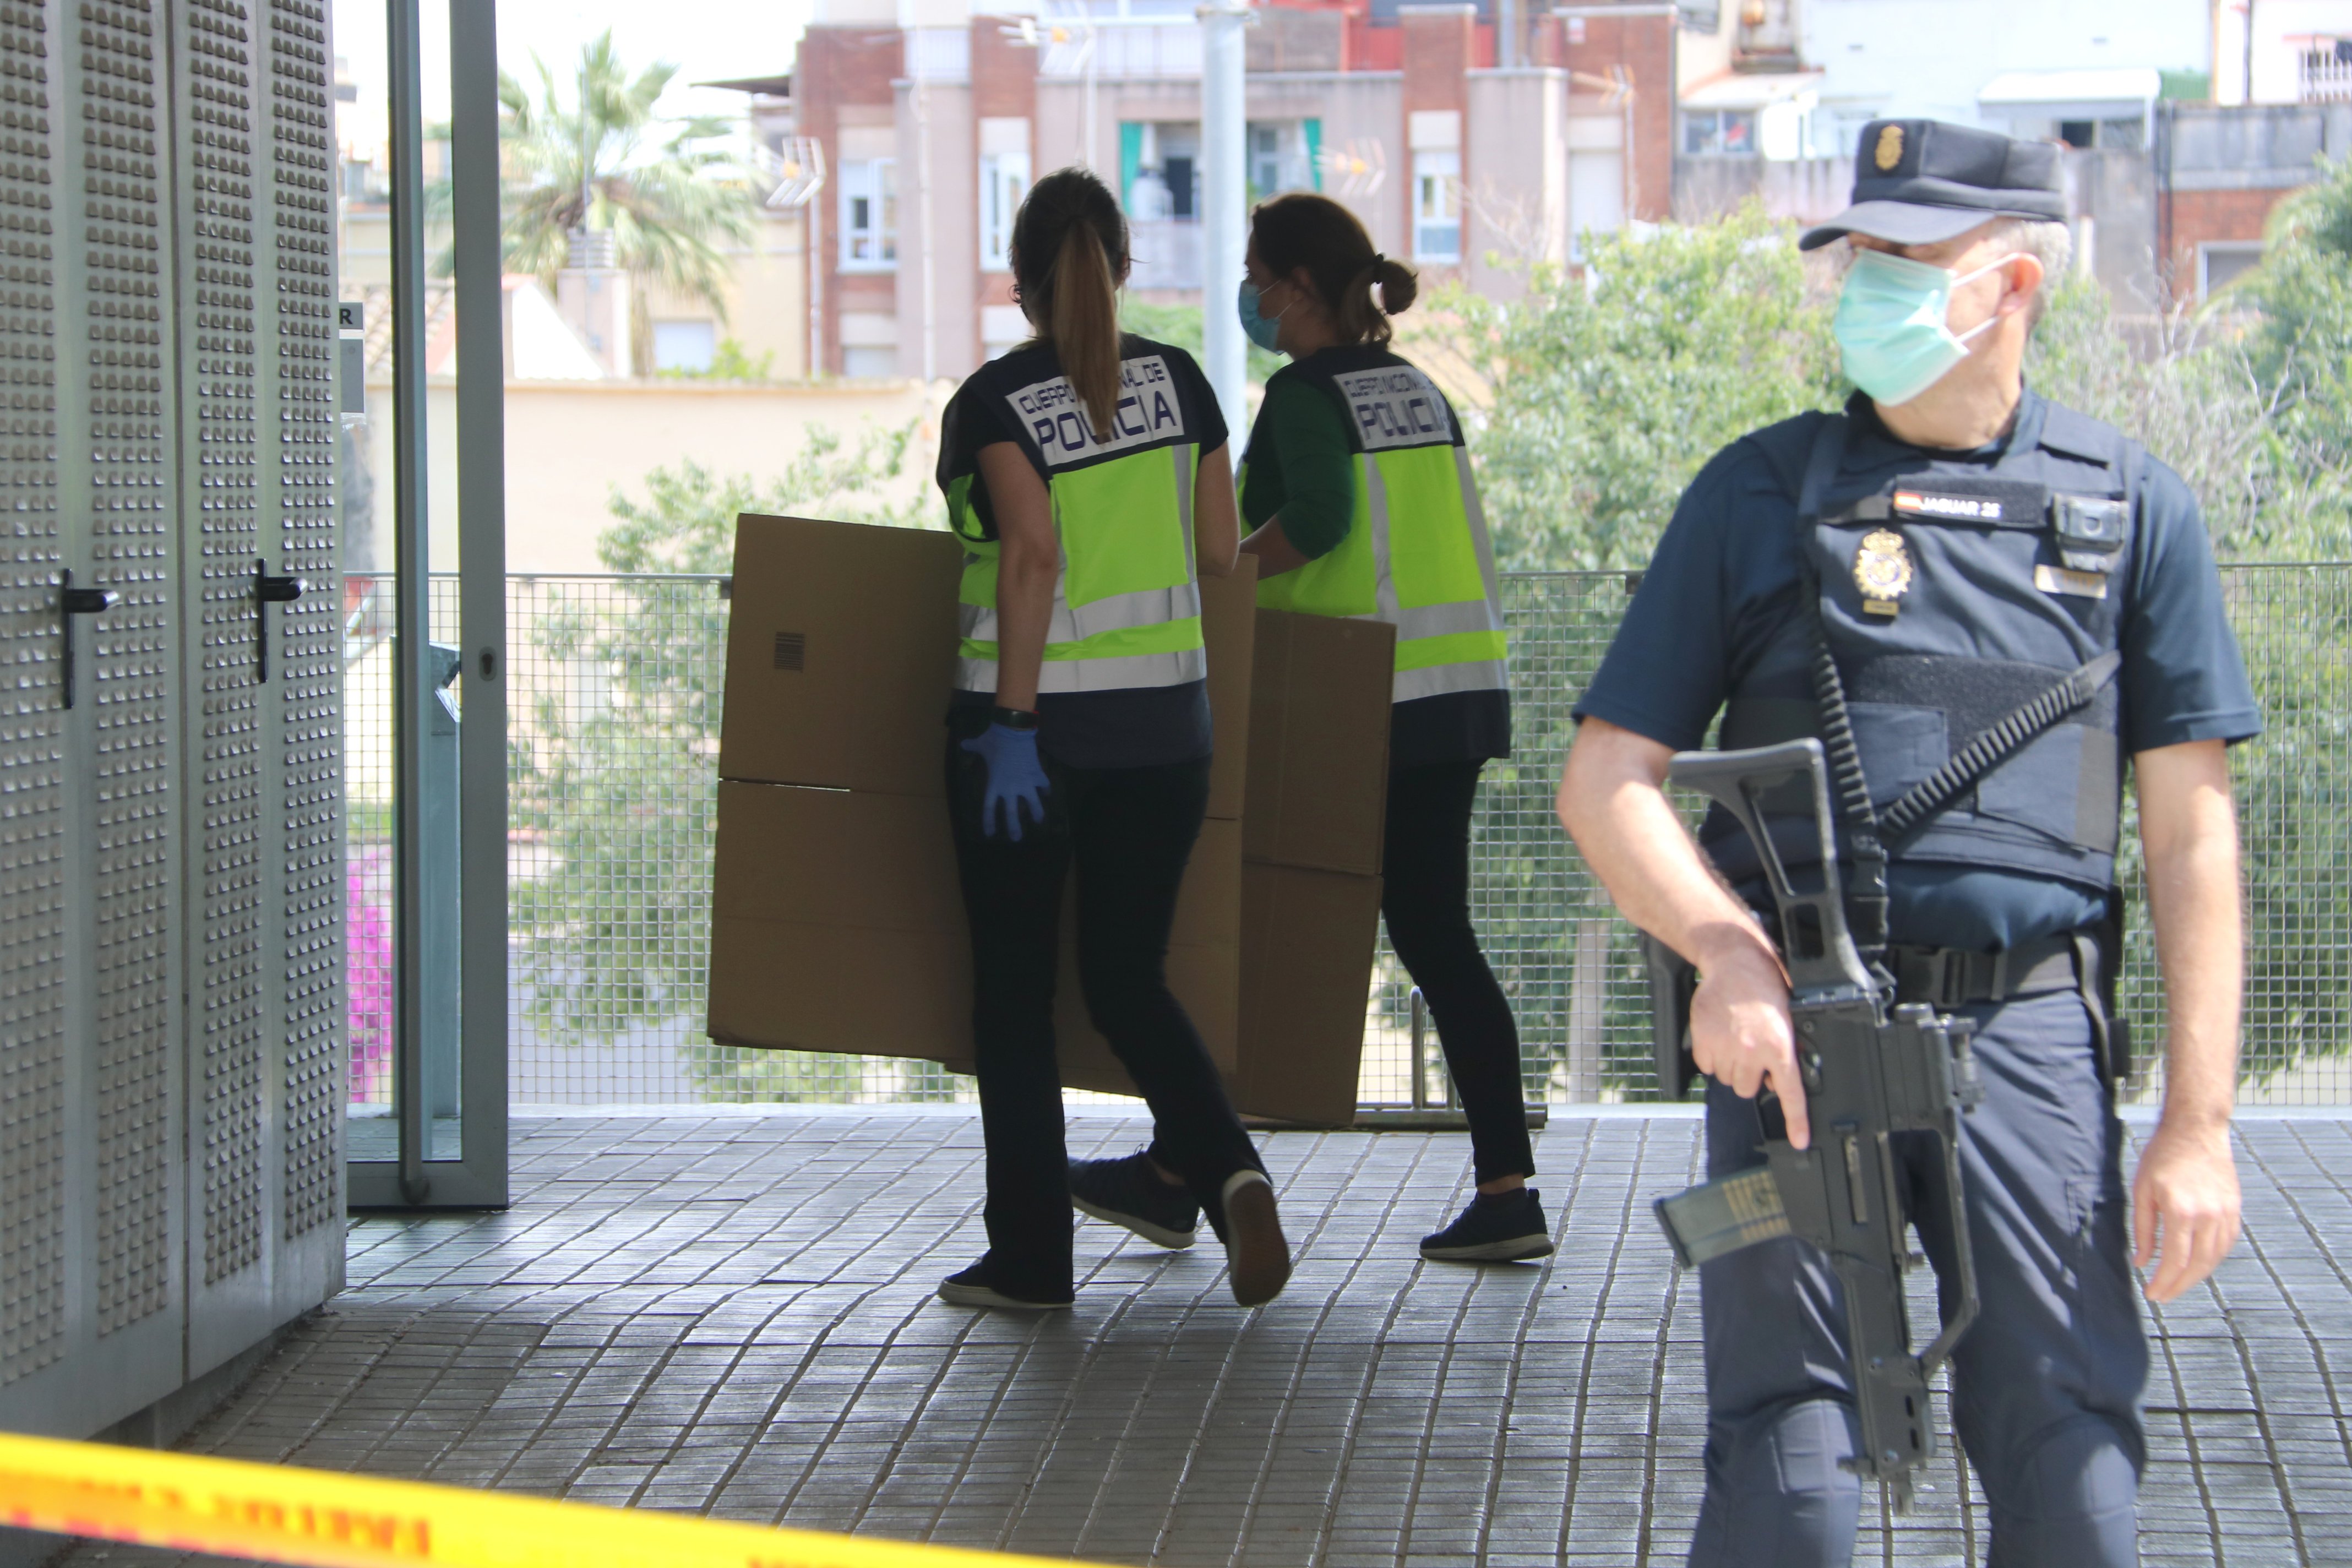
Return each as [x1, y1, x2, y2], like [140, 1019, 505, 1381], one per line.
[791, 0, 1685, 382]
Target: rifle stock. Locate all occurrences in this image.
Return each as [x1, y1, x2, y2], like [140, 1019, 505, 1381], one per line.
[1648, 739, 1984, 1512]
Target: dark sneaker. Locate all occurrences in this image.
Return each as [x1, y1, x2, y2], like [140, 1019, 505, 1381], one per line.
[1214, 1170, 1291, 1307]
[1419, 1187, 1556, 1263]
[935, 1259, 1074, 1311]
[1071, 1151, 1200, 1250]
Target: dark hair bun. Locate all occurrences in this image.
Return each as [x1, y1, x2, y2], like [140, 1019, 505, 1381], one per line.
[1249, 193, 1418, 346]
[1373, 257, 1418, 317]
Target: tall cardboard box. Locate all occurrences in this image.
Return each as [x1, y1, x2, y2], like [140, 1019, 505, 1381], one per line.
[1231, 611, 1395, 1125]
[707, 514, 1256, 1091]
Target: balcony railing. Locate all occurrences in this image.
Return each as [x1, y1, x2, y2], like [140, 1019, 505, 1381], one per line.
[2300, 50, 2352, 103]
[341, 565, 2352, 1110]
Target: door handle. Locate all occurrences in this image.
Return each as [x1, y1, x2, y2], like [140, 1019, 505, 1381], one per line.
[254, 559, 306, 683]
[59, 569, 119, 710]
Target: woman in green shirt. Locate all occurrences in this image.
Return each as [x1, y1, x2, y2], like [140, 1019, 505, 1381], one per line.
[1237, 193, 1546, 1262]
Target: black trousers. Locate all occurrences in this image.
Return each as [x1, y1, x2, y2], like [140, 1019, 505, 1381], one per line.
[946, 732, 1263, 1295]
[1687, 992, 2143, 1566]
[1385, 761, 1533, 1184]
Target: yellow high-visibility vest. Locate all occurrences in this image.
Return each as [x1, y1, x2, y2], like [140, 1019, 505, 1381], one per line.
[1245, 347, 1507, 704]
[943, 340, 1210, 694]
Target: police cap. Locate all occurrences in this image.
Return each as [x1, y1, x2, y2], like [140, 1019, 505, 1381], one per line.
[1799, 118, 2067, 252]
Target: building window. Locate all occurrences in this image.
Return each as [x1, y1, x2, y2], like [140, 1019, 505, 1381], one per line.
[1682, 109, 1757, 156]
[840, 158, 897, 269]
[1122, 122, 1200, 224]
[1164, 154, 1197, 219]
[2056, 117, 2147, 151]
[652, 320, 717, 374]
[1245, 120, 1321, 199]
[1250, 124, 1282, 198]
[979, 150, 1031, 273]
[2198, 242, 2263, 300]
[1412, 150, 1461, 264]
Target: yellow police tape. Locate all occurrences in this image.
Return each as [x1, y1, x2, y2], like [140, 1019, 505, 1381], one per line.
[0, 1433, 1098, 1568]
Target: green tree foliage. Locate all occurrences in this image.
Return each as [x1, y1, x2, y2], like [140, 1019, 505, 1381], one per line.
[655, 337, 777, 384]
[1441, 205, 1843, 570]
[492, 34, 760, 351]
[2025, 277, 2342, 560]
[2239, 156, 2352, 556]
[1433, 198, 2352, 1095]
[596, 427, 929, 575]
[508, 430, 935, 1101]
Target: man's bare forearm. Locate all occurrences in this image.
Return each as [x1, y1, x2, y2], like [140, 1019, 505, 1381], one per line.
[1559, 717, 1811, 1141]
[1557, 718, 1777, 972]
[2137, 741, 2243, 1133]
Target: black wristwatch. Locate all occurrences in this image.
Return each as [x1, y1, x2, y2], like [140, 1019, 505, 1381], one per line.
[992, 706, 1039, 732]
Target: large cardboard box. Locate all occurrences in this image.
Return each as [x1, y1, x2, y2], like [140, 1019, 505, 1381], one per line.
[706, 515, 1398, 1124]
[708, 515, 1254, 1088]
[707, 778, 1242, 1076]
[1232, 610, 1396, 1125]
[717, 513, 1255, 818]
[717, 514, 963, 796]
[1242, 611, 1395, 876]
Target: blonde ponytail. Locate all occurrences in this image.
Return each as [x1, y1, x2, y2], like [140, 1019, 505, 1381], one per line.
[1010, 168, 1131, 435]
[1050, 221, 1123, 434]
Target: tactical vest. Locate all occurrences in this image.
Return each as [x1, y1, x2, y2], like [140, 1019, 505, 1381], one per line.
[946, 343, 1207, 695]
[1245, 345, 1509, 705]
[1703, 398, 2142, 894]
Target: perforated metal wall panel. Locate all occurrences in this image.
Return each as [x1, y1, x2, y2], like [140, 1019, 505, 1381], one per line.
[0, 0, 340, 1436]
[177, 0, 266, 1291]
[0, 0, 66, 1386]
[266, 0, 339, 1243]
[79, 0, 185, 1343]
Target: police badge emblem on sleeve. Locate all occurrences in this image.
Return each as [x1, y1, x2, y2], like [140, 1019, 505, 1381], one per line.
[1853, 529, 1914, 617]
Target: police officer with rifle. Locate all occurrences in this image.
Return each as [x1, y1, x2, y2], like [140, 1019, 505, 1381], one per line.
[1555, 120, 2261, 1566]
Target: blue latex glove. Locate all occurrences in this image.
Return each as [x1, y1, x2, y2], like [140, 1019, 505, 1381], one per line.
[960, 721, 1051, 842]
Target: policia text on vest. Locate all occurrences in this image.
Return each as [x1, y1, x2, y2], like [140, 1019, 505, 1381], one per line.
[1250, 347, 1511, 709]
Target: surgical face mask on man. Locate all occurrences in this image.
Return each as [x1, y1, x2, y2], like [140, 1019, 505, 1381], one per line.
[1237, 277, 1287, 354]
[1832, 247, 2020, 407]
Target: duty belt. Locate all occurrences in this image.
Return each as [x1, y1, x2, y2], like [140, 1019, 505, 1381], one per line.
[1891, 929, 2082, 1008]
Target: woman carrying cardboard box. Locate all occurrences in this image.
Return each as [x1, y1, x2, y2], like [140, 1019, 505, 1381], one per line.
[1072, 193, 1550, 1266]
[933, 167, 1291, 1312]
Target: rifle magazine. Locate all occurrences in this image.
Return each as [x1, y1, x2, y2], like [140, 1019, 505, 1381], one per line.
[1654, 1168, 1793, 1268]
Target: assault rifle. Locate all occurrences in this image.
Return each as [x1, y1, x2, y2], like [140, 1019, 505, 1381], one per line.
[1647, 739, 1985, 1513]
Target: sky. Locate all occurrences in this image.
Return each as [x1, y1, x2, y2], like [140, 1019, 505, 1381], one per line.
[334, 0, 819, 157]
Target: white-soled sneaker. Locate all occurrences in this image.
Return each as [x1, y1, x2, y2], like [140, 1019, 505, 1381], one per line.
[935, 1260, 1074, 1311]
[1215, 1170, 1291, 1307]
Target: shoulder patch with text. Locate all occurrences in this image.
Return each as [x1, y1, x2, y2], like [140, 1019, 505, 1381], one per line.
[1333, 366, 1456, 452]
[1008, 354, 1188, 468]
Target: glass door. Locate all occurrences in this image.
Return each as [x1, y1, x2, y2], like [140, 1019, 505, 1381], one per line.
[340, 0, 506, 1207]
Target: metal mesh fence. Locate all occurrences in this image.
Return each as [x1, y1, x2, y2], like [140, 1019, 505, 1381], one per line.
[342, 567, 2352, 1110]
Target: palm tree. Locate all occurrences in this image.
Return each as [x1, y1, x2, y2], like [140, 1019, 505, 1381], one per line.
[492, 34, 760, 370]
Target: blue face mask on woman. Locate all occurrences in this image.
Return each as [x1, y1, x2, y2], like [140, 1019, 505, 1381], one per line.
[1237, 279, 1287, 354]
[1832, 247, 2019, 407]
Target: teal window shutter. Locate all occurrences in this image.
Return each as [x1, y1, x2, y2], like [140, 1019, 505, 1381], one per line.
[1305, 118, 1323, 190]
[1120, 122, 1145, 211]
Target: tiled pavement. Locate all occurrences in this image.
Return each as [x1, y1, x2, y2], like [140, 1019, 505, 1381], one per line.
[49, 1110, 2352, 1567]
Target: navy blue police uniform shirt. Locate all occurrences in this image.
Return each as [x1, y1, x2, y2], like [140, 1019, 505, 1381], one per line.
[938, 333, 1229, 770]
[1574, 390, 2263, 952]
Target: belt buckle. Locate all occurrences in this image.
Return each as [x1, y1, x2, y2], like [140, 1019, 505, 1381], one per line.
[1939, 952, 1969, 1010]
